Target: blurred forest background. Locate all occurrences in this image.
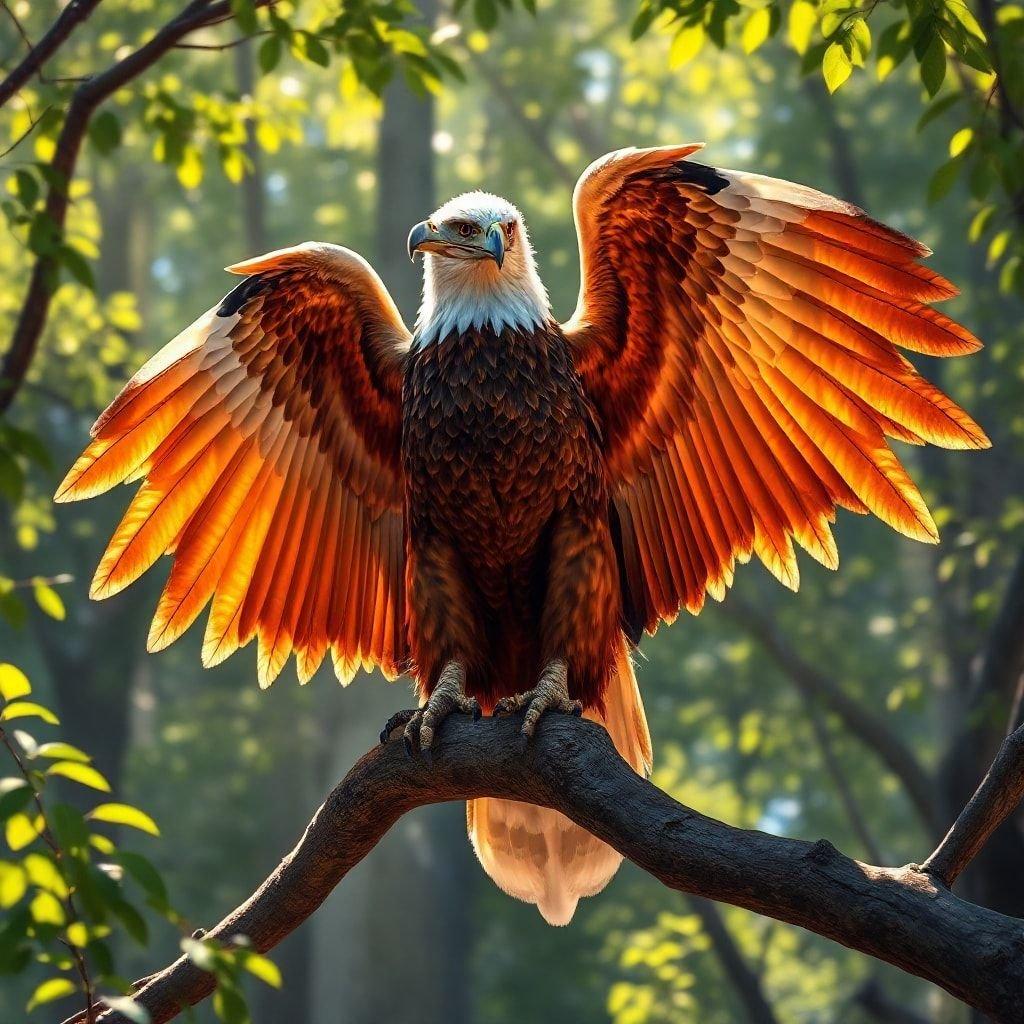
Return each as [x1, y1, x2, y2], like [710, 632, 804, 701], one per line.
[1, 0, 1023, 1022]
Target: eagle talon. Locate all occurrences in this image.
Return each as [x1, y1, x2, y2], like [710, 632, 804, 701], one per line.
[494, 659, 582, 742]
[380, 708, 418, 745]
[390, 661, 478, 762]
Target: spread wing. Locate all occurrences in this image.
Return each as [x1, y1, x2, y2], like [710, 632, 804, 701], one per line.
[564, 145, 989, 636]
[57, 243, 410, 687]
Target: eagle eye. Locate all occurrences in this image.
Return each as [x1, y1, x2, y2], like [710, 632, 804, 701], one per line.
[455, 221, 477, 238]
[504, 222, 517, 247]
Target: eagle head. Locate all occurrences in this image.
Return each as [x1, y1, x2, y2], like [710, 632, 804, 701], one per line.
[408, 192, 549, 346]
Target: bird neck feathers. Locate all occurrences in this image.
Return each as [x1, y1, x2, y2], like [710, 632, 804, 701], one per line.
[414, 244, 550, 348]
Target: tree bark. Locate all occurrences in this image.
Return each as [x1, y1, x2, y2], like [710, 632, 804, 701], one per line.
[64, 712, 1024, 1024]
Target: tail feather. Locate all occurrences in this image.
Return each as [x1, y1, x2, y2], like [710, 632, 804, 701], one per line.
[468, 637, 651, 925]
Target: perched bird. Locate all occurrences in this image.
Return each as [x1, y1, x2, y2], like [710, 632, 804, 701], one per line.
[58, 145, 989, 924]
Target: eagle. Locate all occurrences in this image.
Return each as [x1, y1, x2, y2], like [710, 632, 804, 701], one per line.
[57, 144, 988, 925]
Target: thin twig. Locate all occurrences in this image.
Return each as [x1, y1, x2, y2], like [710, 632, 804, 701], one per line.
[0, 101, 52, 159]
[1, 0, 35, 56]
[923, 721, 1024, 887]
[174, 30, 272, 51]
[0, 0, 104, 109]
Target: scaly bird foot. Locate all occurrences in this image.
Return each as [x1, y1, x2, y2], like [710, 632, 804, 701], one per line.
[492, 658, 582, 743]
[379, 661, 480, 764]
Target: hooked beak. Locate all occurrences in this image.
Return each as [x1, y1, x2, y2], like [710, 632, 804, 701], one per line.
[407, 220, 436, 261]
[407, 219, 506, 270]
[483, 221, 505, 270]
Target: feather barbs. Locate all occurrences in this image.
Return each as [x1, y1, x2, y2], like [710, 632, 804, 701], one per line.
[56, 244, 410, 687]
[564, 145, 989, 633]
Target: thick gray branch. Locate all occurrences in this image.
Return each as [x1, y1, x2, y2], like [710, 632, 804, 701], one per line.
[76, 714, 1024, 1024]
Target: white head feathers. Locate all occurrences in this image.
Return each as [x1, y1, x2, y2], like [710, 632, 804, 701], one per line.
[414, 191, 550, 347]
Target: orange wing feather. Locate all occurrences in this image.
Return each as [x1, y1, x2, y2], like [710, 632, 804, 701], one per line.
[564, 145, 989, 631]
[57, 242, 410, 687]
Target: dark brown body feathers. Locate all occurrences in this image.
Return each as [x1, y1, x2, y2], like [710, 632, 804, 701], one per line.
[403, 322, 622, 711]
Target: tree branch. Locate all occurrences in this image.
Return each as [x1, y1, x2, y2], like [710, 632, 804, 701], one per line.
[722, 598, 942, 837]
[0, 0, 104, 110]
[0, 0, 273, 416]
[924, 721, 1024, 887]
[61, 714, 1024, 1024]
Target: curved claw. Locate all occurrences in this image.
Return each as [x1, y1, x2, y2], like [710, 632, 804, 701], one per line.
[381, 660, 479, 763]
[380, 708, 418, 745]
[493, 659, 582, 742]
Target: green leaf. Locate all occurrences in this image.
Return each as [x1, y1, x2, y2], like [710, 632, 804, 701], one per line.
[33, 742, 90, 764]
[308, 36, 330, 67]
[14, 169, 38, 209]
[631, 2, 658, 40]
[50, 804, 89, 850]
[823, 41, 853, 92]
[229, 0, 258, 34]
[920, 32, 947, 96]
[876, 20, 912, 80]
[117, 851, 169, 907]
[57, 245, 95, 290]
[473, 0, 498, 30]
[33, 582, 66, 621]
[669, 25, 704, 67]
[0, 663, 31, 700]
[1, 701, 59, 726]
[110, 897, 148, 944]
[945, 0, 986, 41]
[23, 852, 68, 897]
[241, 951, 282, 988]
[26, 976, 76, 1011]
[968, 204, 996, 241]
[917, 91, 962, 130]
[742, 7, 773, 53]
[928, 158, 961, 202]
[0, 861, 27, 907]
[213, 982, 250, 1024]
[949, 126, 974, 156]
[788, 0, 816, 54]
[29, 888, 65, 926]
[988, 229, 1011, 266]
[258, 35, 282, 73]
[47, 761, 110, 792]
[89, 803, 159, 836]
[88, 111, 122, 156]
[6, 812, 43, 852]
[0, 779, 32, 821]
[847, 17, 871, 63]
